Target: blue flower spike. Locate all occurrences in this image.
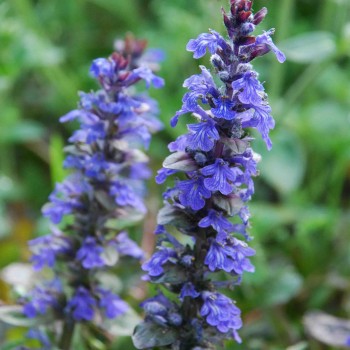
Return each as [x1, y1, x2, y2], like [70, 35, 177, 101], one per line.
[133, 1, 285, 349]
[23, 34, 163, 345]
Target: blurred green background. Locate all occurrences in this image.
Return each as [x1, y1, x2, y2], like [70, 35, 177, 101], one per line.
[0, 0, 350, 349]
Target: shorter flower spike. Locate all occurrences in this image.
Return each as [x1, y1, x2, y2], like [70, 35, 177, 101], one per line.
[22, 35, 164, 347]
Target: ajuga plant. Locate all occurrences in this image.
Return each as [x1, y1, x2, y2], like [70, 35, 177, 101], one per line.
[21, 35, 164, 350]
[132, 1, 285, 349]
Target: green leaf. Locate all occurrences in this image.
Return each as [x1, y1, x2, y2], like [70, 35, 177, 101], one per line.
[260, 264, 303, 306]
[95, 190, 116, 211]
[157, 206, 193, 228]
[101, 245, 119, 266]
[49, 133, 68, 184]
[105, 212, 144, 231]
[279, 31, 336, 63]
[258, 130, 306, 195]
[105, 308, 142, 337]
[213, 194, 244, 216]
[163, 152, 198, 171]
[0, 305, 53, 327]
[150, 264, 187, 284]
[306, 102, 350, 145]
[96, 272, 123, 294]
[0, 340, 23, 350]
[0, 175, 21, 200]
[132, 322, 178, 349]
[0, 120, 45, 144]
[0, 263, 35, 290]
[0, 203, 11, 239]
[221, 138, 248, 154]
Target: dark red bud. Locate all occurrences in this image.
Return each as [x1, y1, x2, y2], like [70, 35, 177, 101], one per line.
[221, 7, 231, 28]
[253, 7, 268, 25]
[230, 1, 237, 16]
[237, 0, 245, 12]
[237, 36, 256, 46]
[238, 10, 252, 22]
[245, 1, 253, 11]
[118, 71, 131, 81]
[124, 33, 147, 57]
[111, 53, 129, 70]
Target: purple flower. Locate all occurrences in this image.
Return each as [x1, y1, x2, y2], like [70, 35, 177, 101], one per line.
[141, 293, 175, 326]
[98, 289, 128, 319]
[142, 247, 177, 277]
[242, 103, 275, 150]
[113, 231, 144, 259]
[130, 162, 152, 180]
[232, 72, 264, 105]
[76, 237, 105, 269]
[198, 209, 234, 242]
[205, 240, 236, 273]
[27, 329, 51, 349]
[120, 124, 151, 149]
[30, 248, 56, 271]
[240, 30, 286, 63]
[155, 168, 177, 184]
[110, 181, 146, 213]
[90, 58, 115, 79]
[129, 66, 165, 89]
[211, 97, 236, 120]
[205, 239, 255, 274]
[255, 31, 286, 63]
[187, 30, 228, 59]
[66, 287, 96, 321]
[84, 153, 110, 180]
[183, 66, 216, 91]
[346, 336, 350, 346]
[187, 118, 220, 152]
[201, 159, 240, 195]
[177, 176, 211, 211]
[171, 67, 219, 127]
[42, 175, 91, 224]
[23, 281, 61, 318]
[23, 291, 56, 318]
[180, 283, 200, 300]
[200, 292, 242, 336]
[141, 48, 166, 65]
[29, 234, 69, 270]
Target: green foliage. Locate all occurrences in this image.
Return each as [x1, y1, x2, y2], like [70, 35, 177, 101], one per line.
[0, 0, 349, 349]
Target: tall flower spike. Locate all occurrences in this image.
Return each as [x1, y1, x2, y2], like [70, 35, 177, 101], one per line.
[22, 35, 164, 348]
[133, 1, 285, 349]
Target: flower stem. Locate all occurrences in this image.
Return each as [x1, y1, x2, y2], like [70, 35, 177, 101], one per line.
[59, 319, 75, 350]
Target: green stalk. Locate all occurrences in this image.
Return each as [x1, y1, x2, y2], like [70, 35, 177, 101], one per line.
[319, 0, 334, 31]
[59, 319, 75, 350]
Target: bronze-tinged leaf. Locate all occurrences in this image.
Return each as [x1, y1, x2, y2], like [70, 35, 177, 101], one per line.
[303, 311, 350, 348]
[213, 194, 244, 216]
[222, 137, 248, 154]
[132, 322, 178, 349]
[163, 152, 198, 171]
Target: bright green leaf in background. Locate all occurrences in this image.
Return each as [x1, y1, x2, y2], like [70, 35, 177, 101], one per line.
[258, 130, 306, 196]
[279, 31, 336, 63]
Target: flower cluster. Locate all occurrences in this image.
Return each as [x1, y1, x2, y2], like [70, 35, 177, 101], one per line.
[23, 35, 164, 344]
[133, 1, 285, 348]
